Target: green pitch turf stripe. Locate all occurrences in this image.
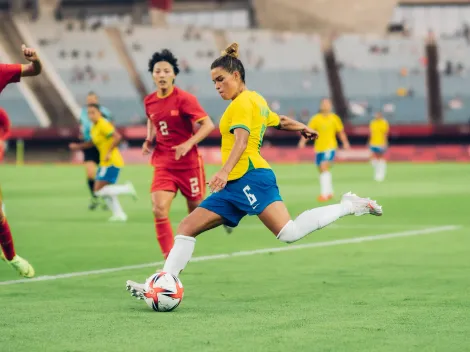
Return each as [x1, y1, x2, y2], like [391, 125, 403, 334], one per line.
[0, 225, 460, 286]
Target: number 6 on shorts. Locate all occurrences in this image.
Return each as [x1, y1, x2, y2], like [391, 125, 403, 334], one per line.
[243, 185, 257, 205]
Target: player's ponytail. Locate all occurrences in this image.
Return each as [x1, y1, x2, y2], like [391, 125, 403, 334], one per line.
[211, 42, 245, 83]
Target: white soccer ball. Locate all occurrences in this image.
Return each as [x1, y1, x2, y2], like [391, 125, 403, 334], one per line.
[143, 272, 184, 312]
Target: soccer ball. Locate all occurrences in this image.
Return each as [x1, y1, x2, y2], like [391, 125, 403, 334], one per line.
[143, 272, 184, 312]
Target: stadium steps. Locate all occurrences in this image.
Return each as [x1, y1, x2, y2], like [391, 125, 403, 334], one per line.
[0, 14, 77, 127]
[105, 27, 148, 101]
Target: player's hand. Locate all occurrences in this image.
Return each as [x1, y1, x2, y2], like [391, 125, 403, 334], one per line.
[142, 140, 152, 155]
[300, 127, 319, 141]
[69, 143, 81, 151]
[172, 141, 193, 161]
[208, 169, 229, 193]
[342, 143, 351, 150]
[22, 44, 39, 62]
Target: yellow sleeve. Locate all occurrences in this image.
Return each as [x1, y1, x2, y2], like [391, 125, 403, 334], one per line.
[99, 119, 115, 138]
[229, 96, 252, 134]
[307, 116, 317, 130]
[334, 114, 344, 132]
[267, 109, 280, 127]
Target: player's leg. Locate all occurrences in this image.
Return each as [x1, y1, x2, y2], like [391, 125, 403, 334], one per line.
[0, 139, 6, 163]
[0, 189, 34, 277]
[84, 146, 100, 210]
[261, 194, 382, 243]
[94, 167, 129, 221]
[152, 190, 176, 258]
[318, 155, 334, 201]
[375, 150, 387, 182]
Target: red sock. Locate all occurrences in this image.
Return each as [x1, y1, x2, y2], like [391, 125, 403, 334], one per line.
[0, 219, 16, 261]
[155, 217, 174, 259]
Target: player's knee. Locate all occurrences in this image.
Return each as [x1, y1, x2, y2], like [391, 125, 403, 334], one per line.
[176, 217, 197, 237]
[276, 220, 298, 244]
[152, 202, 170, 219]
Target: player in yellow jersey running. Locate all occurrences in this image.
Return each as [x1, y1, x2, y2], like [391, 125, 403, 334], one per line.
[126, 43, 383, 299]
[369, 112, 389, 182]
[298, 99, 350, 202]
[70, 104, 136, 221]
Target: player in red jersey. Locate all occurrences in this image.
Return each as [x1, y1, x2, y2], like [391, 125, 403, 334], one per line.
[0, 107, 11, 162]
[142, 49, 218, 258]
[0, 44, 42, 277]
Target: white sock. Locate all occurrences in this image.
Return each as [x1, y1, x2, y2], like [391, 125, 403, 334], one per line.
[1, 203, 5, 216]
[163, 235, 196, 276]
[277, 203, 352, 243]
[377, 159, 386, 181]
[319, 171, 329, 197]
[95, 184, 132, 197]
[104, 196, 126, 217]
[325, 171, 333, 195]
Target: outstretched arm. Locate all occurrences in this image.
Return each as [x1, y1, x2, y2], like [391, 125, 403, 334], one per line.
[277, 115, 318, 141]
[172, 117, 215, 160]
[20, 45, 42, 77]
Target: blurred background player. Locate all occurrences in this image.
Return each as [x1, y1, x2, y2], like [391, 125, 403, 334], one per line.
[298, 98, 350, 202]
[70, 104, 136, 222]
[369, 112, 389, 182]
[0, 107, 10, 163]
[78, 92, 113, 210]
[0, 44, 41, 277]
[142, 49, 216, 259]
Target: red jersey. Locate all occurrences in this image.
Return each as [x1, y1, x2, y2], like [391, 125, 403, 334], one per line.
[144, 86, 208, 170]
[0, 108, 10, 140]
[0, 64, 21, 94]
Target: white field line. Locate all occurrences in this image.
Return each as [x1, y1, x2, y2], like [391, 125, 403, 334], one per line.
[0, 225, 460, 286]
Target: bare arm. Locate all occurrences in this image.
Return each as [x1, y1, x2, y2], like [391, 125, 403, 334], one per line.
[142, 119, 156, 155]
[20, 45, 42, 77]
[69, 141, 94, 150]
[173, 117, 215, 160]
[338, 130, 350, 149]
[277, 115, 318, 142]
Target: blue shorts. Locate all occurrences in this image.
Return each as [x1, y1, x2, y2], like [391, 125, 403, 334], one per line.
[315, 150, 336, 166]
[199, 168, 283, 228]
[370, 146, 387, 154]
[96, 166, 120, 184]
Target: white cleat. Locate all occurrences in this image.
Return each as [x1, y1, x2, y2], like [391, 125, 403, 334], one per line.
[341, 192, 383, 217]
[109, 213, 128, 222]
[126, 181, 138, 200]
[223, 224, 234, 235]
[126, 280, 146, 300]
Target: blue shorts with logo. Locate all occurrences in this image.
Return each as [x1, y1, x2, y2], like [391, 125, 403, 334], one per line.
[370, 146, 387, 154]
[315, 149, 336, 166]
[96, 165, 121, 184]
[199, 168, 283, 228]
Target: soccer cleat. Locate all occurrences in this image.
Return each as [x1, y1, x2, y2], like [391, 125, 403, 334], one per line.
[109, 213, 128, 222]
[223, 224, 234, 235]
[126, 181, 138, 201]
[88, 197, 99, 210]
[341, 192, 383, 217]
[7, 255, 35, 278]
[126, 280, 146, 300]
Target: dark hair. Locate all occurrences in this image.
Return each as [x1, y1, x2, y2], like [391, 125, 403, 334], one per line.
[210, 42, 245, 83]
[87, 103, 101, 111]
[148, 49, 180, 75]
[87, 91, 97, 96]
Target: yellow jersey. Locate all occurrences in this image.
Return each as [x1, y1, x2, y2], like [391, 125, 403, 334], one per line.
[90, 117, 124, 168]
[219, 90, 280, 181]
[369, 118, 389, 147]
[307, 113, 344, 152]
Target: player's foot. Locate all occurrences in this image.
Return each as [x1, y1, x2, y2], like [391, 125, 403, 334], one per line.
[223, 224, 234, 234]
[126, 280, 145, 300]
[341, 192, 382, 217]
[109, 213, 128, 222]
[88, 197, 99, 210]
[6, 255, 35, 278]
[126, 181, 138, 200]
[317, 194, 333, 202]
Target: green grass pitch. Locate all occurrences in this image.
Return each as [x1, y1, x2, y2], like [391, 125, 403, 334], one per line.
[0, 163, 468, 351]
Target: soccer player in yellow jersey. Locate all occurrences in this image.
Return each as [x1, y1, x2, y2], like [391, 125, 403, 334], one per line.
[369, 112, 389, 182]
[298, 98, 350, 201]
[70, 104, 136, 221]
[126, 43, 383, 298]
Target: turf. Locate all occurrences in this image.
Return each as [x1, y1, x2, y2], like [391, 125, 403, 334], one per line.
[0, 163, 468, 352]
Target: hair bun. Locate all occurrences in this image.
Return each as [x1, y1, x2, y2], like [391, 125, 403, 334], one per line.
[221, 42, 239, 58]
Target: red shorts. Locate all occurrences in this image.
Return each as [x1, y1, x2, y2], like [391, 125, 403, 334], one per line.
[150, 166, 206, 201]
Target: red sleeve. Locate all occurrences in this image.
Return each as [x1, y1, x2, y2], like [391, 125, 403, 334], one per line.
[0, 109, 11, 140]
[180, 91, 208, 123]
[0, 64, 22, 87]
